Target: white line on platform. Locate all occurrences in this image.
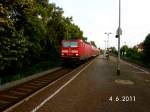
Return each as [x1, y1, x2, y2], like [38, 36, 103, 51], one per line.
[122, 60, 150, 74]
[131, 71, 147, 74]
[4, 61, 93, 112]
[31, 60, 94, 112]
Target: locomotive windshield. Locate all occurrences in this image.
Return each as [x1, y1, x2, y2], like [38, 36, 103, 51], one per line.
[70, 42, 78, 47]
[63, 42, 70, 47]
[63, 42, 78, 48]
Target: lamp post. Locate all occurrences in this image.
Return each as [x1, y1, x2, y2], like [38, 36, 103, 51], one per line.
[103, 40, 107, 58]
[105, 32, 112, 50]
[116, 0, 122, 75]
[104, 40, 107, 50]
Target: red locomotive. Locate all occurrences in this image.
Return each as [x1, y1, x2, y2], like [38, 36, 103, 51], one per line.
[61, 39, 99, 64]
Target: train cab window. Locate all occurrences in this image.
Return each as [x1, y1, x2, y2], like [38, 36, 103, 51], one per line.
[63, 42, 78, 48]
[70, 42, 78, 48]
[63, 42, 70, 47]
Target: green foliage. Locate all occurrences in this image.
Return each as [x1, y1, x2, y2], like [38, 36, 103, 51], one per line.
[90, 41, 97, 47]
[110, 47, 117, 55]
[0, 30, 30, 70]
[120, 45, 143, 61]
[118, 34, 150, 68]
[143, 33, 150, 65]
[0, 1, 83, 74]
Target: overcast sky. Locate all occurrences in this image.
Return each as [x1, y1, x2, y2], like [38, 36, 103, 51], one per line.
[50, 0, 150, 49]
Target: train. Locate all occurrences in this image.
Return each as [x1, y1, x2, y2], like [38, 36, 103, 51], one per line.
[61, 39, 99, 65]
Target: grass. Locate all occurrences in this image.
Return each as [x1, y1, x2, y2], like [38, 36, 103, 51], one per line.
[120, 56, 150, 69]
[111, 53, 150, 69]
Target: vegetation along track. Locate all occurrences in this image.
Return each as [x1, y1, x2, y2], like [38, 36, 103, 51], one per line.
[0, 68, 73, 111]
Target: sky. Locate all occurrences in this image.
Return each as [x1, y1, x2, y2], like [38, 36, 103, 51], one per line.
[49, 0, 150, 49]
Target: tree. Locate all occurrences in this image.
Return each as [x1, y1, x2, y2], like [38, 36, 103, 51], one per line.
[120, 45, 128, 56]
[110, 47, 117, 55]
[90, 41, 97, 47]
[143, 33, 150, 64]
[0, 1, 84, 74]
[0, 3, 30, 71]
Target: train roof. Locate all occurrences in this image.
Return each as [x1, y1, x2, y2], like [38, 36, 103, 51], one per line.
[62, 39, 91, 45]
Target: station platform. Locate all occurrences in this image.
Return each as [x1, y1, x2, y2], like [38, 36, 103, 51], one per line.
[7, 55, 150, 112]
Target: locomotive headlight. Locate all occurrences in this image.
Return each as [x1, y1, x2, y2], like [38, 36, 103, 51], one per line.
[75, 53, 79, 56]
[62, 49, 69, 52]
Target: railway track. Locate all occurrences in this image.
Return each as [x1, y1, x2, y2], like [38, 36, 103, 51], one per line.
[0, 68, 73, 111]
